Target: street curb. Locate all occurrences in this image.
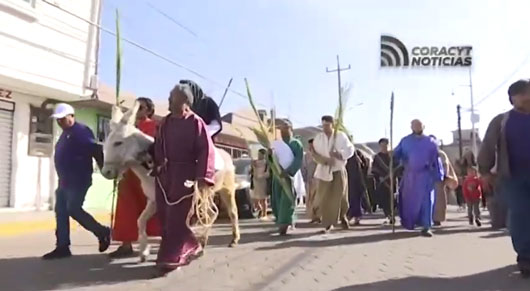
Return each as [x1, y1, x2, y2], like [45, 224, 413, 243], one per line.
[0, 212, 110, 237]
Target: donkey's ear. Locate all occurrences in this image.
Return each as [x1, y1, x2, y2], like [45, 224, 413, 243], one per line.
[120, 101, 140, 126]
[111, 105, 123, 124]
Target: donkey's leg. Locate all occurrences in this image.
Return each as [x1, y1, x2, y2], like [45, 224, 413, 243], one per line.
[137, 200, 157, 262]
[219, 187, 240, 247]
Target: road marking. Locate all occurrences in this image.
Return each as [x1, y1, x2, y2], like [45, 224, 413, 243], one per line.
[0, 213, 110, 237]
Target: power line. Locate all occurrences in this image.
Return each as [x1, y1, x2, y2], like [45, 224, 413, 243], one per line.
[41, 0, 311, 127]
[475, 52, 530, 107]
[41, 0, 264, 106]
[143, 1, 198, 38]
[104, 0, 195, 58]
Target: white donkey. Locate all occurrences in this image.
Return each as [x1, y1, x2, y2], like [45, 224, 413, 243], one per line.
[101, 103, 241, 262]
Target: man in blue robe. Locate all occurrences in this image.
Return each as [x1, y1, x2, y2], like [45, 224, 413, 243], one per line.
[394, 119, 444, 237]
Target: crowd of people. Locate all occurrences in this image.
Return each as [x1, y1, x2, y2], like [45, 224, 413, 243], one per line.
[41, 78, 529, 277]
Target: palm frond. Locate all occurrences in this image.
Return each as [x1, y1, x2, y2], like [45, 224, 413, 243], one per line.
[245, 79, 294, 203]
[334, 83, 353, 141]
[115, 9, 122, 106]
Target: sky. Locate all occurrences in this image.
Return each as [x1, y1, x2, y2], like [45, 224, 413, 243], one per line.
[98, 0, 530, 144]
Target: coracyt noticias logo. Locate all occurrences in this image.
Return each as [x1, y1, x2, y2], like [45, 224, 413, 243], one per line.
[380, 35, 472, 67]
[381, 35, 410, 67]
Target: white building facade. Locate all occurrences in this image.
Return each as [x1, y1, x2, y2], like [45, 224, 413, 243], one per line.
[0, 0, 101, 209]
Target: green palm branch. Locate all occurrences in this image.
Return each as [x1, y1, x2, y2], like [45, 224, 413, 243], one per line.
[334, 84, 352, 141]
[115, 9, 122, 105]
[245, 79, 294, 203]
[110, 9, 123, 234]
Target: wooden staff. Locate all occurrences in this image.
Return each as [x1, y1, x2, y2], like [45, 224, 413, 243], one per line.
[110, 9, 123, 233]
[218, 78, 233, 109]
[389, 92, 395, 233]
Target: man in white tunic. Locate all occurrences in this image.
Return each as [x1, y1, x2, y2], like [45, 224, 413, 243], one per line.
[311, 115, 355, 233]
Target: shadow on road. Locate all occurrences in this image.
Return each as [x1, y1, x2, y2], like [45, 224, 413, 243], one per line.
[256, 226, 502, 251]
[0, 254, 154, 291]
[206, 228, 319, 248]
[256, 231, 419, 250]
[432, 227, 493, 235]
[332, 265, 528, 291]
[481, 230, 510, 239]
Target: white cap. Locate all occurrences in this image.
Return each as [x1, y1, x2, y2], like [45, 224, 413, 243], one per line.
[51, 103, 75, 119]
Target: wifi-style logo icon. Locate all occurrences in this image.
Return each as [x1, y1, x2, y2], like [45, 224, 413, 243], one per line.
[381, 35, 410, 67]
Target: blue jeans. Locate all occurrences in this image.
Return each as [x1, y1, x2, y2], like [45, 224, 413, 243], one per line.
[502, 173, 530, 263]
[55, 184, 107, 248]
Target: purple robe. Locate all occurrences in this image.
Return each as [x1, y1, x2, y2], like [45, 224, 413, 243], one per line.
[346, 152, 368, 219]
[153, 111, 215, 269]
[394, 134, 443, 230]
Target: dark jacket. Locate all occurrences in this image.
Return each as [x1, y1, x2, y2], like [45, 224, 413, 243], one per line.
[478, 111, 511, 178]
[54, 122, 103, 187]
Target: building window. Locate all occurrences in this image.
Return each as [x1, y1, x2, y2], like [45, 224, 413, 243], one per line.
[0, 0, 37, 20]
[20, 0, 35, 6]
[28, 106, 54, 157]
[4, 0, 35, 8]
[217, 145, 232, 157]
[97, 115, 111, 142]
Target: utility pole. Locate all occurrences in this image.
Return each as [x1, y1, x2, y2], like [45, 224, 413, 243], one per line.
[468, 68, 478, 157]
[457, 104, 463, 160]
[326, 55, 351, 99]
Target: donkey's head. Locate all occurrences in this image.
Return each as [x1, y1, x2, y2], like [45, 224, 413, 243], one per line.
[101, 102, 154, 179]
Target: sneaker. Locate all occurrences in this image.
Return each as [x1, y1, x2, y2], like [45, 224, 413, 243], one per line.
[420, 229, 433, 237]
[42, 247, 72, 260]
[475, 219, 482, 227]
[109, 244, 134, 258]
[469, 218, 474, 225]
[98, 227, 111, 253]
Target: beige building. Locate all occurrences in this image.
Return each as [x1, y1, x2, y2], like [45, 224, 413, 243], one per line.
[0, 0, 101, 209]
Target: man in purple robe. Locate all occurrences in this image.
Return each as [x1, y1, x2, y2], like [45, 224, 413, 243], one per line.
[346, 149, 369, 225]
[152, 83, 216, 274]
[394, 119, 444, 237]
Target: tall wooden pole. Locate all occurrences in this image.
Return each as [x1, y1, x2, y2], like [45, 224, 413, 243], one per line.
[110, 9, 122, 233]
[389, 92, 395, 233]
[218, 78, 233, 109]
[457, 104, 463, 160]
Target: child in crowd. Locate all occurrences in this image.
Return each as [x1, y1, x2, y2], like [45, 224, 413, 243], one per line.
[462, 167, 483, 227]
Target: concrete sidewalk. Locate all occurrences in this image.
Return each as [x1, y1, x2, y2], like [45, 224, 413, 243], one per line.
[0, 209, 110, 237]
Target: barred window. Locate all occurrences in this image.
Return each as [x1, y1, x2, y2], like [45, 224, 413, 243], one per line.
[97, 115, 111, 142]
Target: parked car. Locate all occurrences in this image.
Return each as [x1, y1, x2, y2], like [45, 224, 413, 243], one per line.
[233, 157, 259, 219]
